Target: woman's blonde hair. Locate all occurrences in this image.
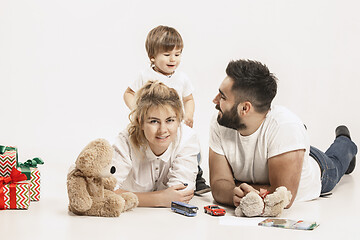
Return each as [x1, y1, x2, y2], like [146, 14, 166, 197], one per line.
[145, 25, 183, 61]
[128, 80, 184, 149]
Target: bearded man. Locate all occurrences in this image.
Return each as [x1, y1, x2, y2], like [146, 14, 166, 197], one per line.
[209, 59, 357, 208]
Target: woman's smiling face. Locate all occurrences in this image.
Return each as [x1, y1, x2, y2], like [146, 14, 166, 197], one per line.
[142, 106, 180, 156]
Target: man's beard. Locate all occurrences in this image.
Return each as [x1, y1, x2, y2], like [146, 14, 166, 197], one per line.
[216, 104, 246, 131]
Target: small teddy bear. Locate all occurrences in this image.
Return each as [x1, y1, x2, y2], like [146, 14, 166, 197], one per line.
[67, 138, 138, 217]
[235, 186, 292, 217]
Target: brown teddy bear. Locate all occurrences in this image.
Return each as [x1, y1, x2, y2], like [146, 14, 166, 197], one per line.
[234, 186, 292, 217]
[67, 138, 138, 217]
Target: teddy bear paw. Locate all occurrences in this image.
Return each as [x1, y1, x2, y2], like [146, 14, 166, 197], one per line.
[234, 206, 245, 217]
[120, 192, 139, 211]
[239, 191, 264, 217]
[100, 194, 126, 217]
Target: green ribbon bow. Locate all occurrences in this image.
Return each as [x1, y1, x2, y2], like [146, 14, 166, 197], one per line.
[18, 158, 44, 180]
[0, 145, 17, 154]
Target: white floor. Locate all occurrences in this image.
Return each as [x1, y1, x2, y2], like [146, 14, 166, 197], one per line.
[1, 159, 359, 240]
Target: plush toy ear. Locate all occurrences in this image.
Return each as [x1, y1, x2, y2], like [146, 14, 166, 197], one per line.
[76, 148, 97, 174]
[75, 138, 113, 177]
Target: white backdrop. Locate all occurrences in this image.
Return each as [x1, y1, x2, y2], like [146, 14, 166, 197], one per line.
[1, 0, 360, 172]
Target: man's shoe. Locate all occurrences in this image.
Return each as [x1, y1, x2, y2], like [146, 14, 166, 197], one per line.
[335, 125, 356, 174]
[335, 125, 351, 139]
[195, 178, 211, 195]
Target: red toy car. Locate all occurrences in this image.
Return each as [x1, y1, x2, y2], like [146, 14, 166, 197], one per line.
[204, 205, 226, 216]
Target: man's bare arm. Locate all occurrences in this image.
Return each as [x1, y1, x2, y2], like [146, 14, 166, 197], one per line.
[267, 149, 305, 208]
[209, 148, 236, 206]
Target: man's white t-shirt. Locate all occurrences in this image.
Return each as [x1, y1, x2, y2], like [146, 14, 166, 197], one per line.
[209, 105, 321, 202]
[113, 123, 200, 192]
[129, 66, 194, 98]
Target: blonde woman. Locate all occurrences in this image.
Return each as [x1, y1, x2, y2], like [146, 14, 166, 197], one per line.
[114, 80, 200, 207]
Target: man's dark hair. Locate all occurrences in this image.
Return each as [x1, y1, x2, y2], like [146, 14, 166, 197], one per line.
[226, 59, 277, 113]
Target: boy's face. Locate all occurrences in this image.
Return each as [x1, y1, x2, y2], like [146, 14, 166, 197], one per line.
[151, 47, 182, 76]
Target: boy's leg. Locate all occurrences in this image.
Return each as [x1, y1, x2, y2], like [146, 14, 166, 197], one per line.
[195, 153, 211, 195]
[195, 166, 211, 195]
[310, 126, 357, 193]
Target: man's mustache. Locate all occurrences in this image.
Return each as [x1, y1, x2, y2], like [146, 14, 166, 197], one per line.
[215, 104, 222, 113]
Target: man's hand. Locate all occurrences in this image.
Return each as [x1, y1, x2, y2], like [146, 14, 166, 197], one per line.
[233, 183, 259, 207]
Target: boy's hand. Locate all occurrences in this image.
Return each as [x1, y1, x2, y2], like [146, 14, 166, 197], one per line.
[184, 117, 193, 128]
[124, 87, 136, 110]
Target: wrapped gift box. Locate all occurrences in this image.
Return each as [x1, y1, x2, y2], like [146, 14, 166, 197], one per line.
[0, 146, 18, 177]
[18, 158, 43, 201]
[0, 181, 30, 209]
[0, 168, 30, 210]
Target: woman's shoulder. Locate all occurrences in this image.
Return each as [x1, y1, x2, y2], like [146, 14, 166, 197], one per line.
[113, 128, 131, 148]
[117, 128, 130, 138]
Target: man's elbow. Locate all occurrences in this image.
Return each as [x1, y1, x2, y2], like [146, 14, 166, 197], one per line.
[285, 201, 293, 209]
[211, 193, 227, 206]
[285, 195, 296, 209]
[284, 189, 297, 209]
[211, 189, 222, 204]
[210, 183, 234, 207]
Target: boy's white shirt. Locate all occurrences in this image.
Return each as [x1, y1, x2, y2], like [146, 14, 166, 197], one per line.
[129, 66, 194, 98]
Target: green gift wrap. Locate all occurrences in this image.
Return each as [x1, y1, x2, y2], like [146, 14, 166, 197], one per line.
[0, 145, 18, 177]
[18, 158, 44, 201]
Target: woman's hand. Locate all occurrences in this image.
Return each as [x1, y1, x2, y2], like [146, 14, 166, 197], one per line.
[161, 184, 194, 207]
[233, 183, 259, 207]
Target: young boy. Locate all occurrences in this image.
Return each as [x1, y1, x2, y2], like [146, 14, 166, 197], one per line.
[123, 25, 210, 195]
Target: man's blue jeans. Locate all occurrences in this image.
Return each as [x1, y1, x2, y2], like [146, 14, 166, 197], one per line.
[310, 136, 357, 193]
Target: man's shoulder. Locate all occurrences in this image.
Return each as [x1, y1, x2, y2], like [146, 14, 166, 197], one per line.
[266, 105, 303, 125]
[208, 113, 238, 156]
[264, 105, 308, 141]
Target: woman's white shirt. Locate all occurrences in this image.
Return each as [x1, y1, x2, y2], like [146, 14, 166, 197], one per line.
[113, 123, 200, 192]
